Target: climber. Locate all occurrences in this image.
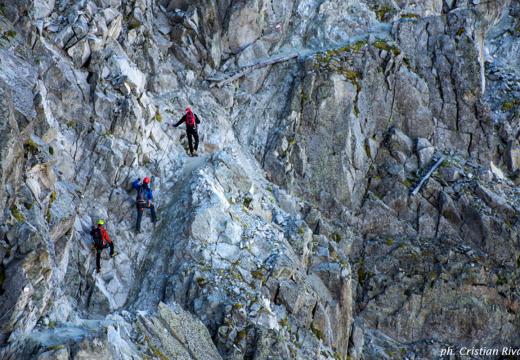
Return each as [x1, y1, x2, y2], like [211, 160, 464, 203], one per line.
[133, 177, 157, 233]
[172, 107, 201, 156]
[90, 219, 116, 273]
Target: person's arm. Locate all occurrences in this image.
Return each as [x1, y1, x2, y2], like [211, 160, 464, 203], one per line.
[195, 114, 201, 124]
[173, 115, 186, 127]
[147, 189, 153, 205]
[102, 228, 112, 244]
[132, 179, 140, 190]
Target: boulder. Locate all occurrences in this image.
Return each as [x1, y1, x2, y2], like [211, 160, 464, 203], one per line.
[416, 138, 434, 167]
[505, 140, 520, 172]
[138, 302, 223, 360]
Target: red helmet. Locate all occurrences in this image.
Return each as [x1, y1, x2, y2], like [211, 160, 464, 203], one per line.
[186, 107, 192, 113]
[143, 177, 150, 184]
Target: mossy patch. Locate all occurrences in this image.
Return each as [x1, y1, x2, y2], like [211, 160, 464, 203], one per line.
[300, 89, 308, 109]
[196, 277, 206, 287]
[46, 191, 57, 223]
[128, 22, 141, 31]
[149, 343, 169, 360]
[496, 273, 508, 286]
[337, 69, 362, 116]
[1, 29, 16, 43]
[4, 30, 16, 39]
[502, 99, 519, 112]
[243, 196, 253, 209]
[401, 13, 420, 19]
[235, 329, 248, 344]
[46, 344, 64, 351]
[375, 6, 393, 21]
[373, 39, 401, 56]
[330, 233, 341, 243]
[313, 41, 373, 117]
[335, 40, 369, 54]
[251, 269, 265, 283]
[10, 204, 25, 223]
[310, 322, 325, 341]
[456, 27, 465, 36]
[314, 40, 368, 65]
[343, 69, 360, 84]
[403, 178, 415, 187]
[154, 111, 162, 122]
[278, 317, 289, 327]
[357, 259, 370, 286]
[24, 139, 39, 154]
[386, 238, 394, 246]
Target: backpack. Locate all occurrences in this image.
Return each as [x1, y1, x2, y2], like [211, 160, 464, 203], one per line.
[92, 227, 104, 248]
[186, 111, 195, 127]
[136, 185, 147, 204]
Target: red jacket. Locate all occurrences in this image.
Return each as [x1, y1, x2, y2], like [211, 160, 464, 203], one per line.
[99, 226, 112, 245]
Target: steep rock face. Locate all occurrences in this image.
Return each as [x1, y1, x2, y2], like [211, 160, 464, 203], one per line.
[0, 0, 519, 359]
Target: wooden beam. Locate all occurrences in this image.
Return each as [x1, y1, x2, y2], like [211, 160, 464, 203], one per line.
[410, 156, 445, 196]
[209, 53, 300, 88]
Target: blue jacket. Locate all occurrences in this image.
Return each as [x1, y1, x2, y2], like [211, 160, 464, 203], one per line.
[133, 179, 153, 201]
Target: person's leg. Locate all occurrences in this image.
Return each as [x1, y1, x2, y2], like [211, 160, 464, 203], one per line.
[96, 249, 101, 272]
[149, 204, 157, 223]
[193, 130, 199, 152]
[108, 242, 114, 257]
[136, 205, 143, 232]
[187, 131, 194, 155]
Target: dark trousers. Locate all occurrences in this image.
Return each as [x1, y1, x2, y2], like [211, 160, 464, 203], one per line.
[136, 203, 157, 232]
[96, 242, 114, 271]
[187, 127, 199, 154]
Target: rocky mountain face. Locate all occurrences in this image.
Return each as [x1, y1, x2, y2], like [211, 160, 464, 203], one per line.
[0, 0, 519, 359]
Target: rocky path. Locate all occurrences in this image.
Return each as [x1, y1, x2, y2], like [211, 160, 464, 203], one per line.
[1, 0, 519, 359]
[128, 154, 210, 311]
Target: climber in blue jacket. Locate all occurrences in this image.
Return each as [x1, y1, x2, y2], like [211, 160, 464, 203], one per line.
[133, 177, 157, 232]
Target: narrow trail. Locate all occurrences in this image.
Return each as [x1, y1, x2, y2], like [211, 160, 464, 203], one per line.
[125, 153, 210, 311]
[19, 155, 212, 350]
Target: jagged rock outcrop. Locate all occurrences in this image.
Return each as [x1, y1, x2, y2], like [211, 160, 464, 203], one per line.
[0, 0, 519, 359]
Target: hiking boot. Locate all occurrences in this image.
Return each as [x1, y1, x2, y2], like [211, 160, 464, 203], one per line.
[110, 251, 118, 258]
[193, 150, 198, 157]
[96, 268, 101, 273]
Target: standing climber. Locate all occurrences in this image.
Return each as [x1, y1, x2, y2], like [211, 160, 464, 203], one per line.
[133, 177, 157, 233]
[90, 219, 116, 273]
[172, 107, 201, 156]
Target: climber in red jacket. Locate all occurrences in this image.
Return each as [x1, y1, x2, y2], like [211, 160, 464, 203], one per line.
[172, 107, 201, 156]
[90, 219, 116, 273]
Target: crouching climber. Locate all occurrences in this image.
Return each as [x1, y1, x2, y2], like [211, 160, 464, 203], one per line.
[133, 177, 157, 233]
[90, 219, 116, 273]
[172, 107, 201, 157]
